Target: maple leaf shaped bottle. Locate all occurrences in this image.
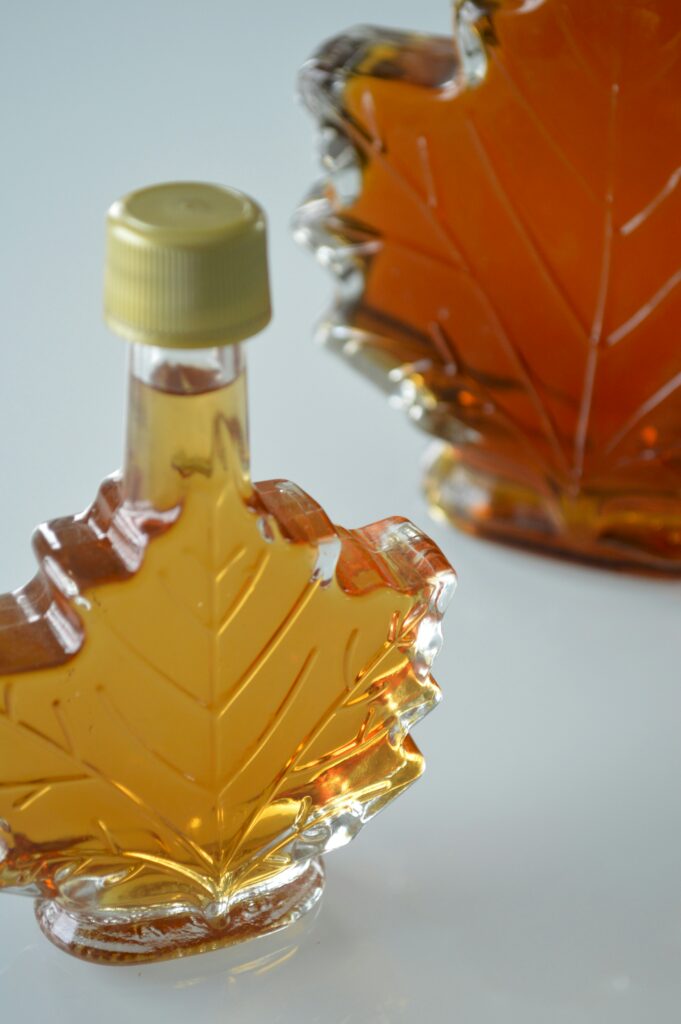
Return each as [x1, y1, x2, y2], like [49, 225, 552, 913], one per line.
[296, 0, 681, 571]
[0, 182, 455, 964]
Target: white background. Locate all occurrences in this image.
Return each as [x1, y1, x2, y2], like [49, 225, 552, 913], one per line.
[1, 2, 680, 1021]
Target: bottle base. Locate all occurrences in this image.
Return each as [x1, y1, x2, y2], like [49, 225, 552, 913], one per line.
[34, 857, 325, 966]
[425, 444, 681, 574]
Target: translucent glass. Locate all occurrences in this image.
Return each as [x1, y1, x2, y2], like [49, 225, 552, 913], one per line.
[0, 344, 455, 964]
[296, 0, 681, 571]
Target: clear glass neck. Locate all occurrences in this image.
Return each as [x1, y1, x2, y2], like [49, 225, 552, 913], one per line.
[122, 343, 250, 511]
[128, 344, 244, 394]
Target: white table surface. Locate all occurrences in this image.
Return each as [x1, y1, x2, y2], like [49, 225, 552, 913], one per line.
[1, 2, 680, 1021]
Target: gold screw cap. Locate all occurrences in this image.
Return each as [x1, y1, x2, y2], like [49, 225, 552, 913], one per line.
[104, 182, 272, 348]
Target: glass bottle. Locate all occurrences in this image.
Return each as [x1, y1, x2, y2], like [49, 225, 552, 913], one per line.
[296, 0, 681, 571]
[0, 182, 455, 964]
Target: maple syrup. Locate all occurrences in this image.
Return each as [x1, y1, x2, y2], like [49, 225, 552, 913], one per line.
[297, 0, 681, 570]
[0, 182, 454, 963]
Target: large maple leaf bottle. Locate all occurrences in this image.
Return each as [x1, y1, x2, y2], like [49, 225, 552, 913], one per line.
[0, 183, 455, 963]
[296, 0, 681, 570]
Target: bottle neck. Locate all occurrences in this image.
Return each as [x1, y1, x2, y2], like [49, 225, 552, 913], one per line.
[122, 343, 251, 512]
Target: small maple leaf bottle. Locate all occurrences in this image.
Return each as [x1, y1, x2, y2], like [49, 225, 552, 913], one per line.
[296, 0, 681, 571]
[0, 182, 455, 964]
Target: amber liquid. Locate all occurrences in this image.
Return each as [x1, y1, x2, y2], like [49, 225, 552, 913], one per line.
[312, 0, 681, 567]
[0, 362, 446, 926]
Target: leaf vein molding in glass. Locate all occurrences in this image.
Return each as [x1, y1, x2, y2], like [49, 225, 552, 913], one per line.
[295, 0, 681, 571]
[0, 181, 455, 965]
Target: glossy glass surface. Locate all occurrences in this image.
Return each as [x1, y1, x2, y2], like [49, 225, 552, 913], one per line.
[2, 2, 680, 1016]
[296, 0, 681, 570]
[0, 345, 454, 964]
